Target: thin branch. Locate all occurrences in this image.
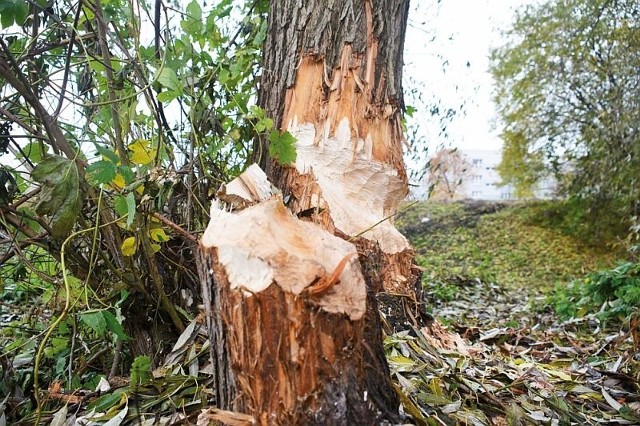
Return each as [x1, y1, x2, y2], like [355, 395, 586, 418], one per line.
[0, 38, 78, 160]
[53, 0, 84, 118]
[88, 0, 129, 165]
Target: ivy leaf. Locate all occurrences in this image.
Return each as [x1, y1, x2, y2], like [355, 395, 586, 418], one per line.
[268, 130, 297, 165]
[121, 236, 137, 256]
[31, 155, 83, 238]
[103, 310, 128, 341]
[81, 311, 107, 336]
[86, 160, 117, 185]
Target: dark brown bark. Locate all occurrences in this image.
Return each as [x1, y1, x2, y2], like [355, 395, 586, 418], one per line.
[257, 0, 409, 175]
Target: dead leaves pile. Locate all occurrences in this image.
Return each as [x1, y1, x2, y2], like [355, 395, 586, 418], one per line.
[12, 278, 639, 425]
[18, 319, 216, 425]
[386, 277, 640, 425]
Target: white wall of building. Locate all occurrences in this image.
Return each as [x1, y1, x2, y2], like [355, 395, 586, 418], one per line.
[461, 149, 516, 201]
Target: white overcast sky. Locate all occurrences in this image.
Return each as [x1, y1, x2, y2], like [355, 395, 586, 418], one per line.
[404, 0, 536, 153]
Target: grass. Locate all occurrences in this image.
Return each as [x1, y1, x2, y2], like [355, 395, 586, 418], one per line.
[396, 200, 625, 299]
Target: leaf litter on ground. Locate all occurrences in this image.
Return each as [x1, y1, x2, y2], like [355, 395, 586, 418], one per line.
[386, 200, 640, 425]
[7, 200, 640, 425]
[385, 276, 639, 425]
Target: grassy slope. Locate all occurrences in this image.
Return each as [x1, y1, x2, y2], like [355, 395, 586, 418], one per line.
[396, 200, 623, 296]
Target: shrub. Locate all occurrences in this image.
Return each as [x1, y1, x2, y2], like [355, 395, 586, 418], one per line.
[552, 262, 640, 323]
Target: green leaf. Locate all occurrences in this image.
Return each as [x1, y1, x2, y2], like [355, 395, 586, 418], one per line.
[86, 160, 117, 185]
[114, 192, 136, 228]
[81, 311, 107, 335]
[130, 355, 152, 385]
[31, 155, 83, 238]
[103, 310, 128, 341]
[19, 142, 48, 162]
[186, 0, 202, 20]
[117, 165, 136, 185]
[87, 389, 126, 412]
[1, 5, 15, 28]
[156, 67, 182, 93]
[181, 0, 203, 36]
[218, 68, 230, 85]
[157, 90, 180, 103]
[268, 130, 297, 165]
[13, 0, 27, 25]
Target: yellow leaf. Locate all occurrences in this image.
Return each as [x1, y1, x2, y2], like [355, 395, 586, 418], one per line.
[150, 243, 161, 253]
[111, 173, 125, 189]
[121, 237, 137, 256]
[129, 139, 156, 165]
[149, 228, 169, 242]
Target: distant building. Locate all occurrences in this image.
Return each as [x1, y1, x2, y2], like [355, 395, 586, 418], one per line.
[414, 148, 557, 201]
[461, 149, 516, 201]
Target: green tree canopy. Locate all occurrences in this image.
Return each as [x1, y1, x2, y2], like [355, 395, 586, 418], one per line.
[491, 0, 640, 221]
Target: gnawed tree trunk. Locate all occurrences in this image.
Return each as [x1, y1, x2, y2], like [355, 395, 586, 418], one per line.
[199, 1, 421, 423]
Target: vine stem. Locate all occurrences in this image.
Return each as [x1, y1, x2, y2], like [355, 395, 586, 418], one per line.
[32, 215, 126, 425]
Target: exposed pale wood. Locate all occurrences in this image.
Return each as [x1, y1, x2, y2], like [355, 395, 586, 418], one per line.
[202, 198, 366, 319]
[200, 196, 399, 423]
[216, 163, 273, 210]
[258, 0, 416, 295]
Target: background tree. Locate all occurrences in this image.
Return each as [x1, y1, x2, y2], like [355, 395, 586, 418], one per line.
[491, 0, 640, 229]
[427, 147, 469, 201]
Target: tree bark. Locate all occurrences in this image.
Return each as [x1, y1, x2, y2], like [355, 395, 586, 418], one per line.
[199, 1, 420, 424]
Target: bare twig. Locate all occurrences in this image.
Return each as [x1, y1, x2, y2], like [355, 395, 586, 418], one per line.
[53, 0, 84, 118]
[87, 0, 129, 165]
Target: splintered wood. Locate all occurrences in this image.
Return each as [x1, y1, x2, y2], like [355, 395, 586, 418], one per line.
[278, 50, 416, 294]
[202, 196, 366, 320]
[200, 1, 415, 421]
[199, 166, 397, 422]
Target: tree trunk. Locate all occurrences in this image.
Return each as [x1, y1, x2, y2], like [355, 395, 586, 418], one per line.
[199, 1, 420, 424]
